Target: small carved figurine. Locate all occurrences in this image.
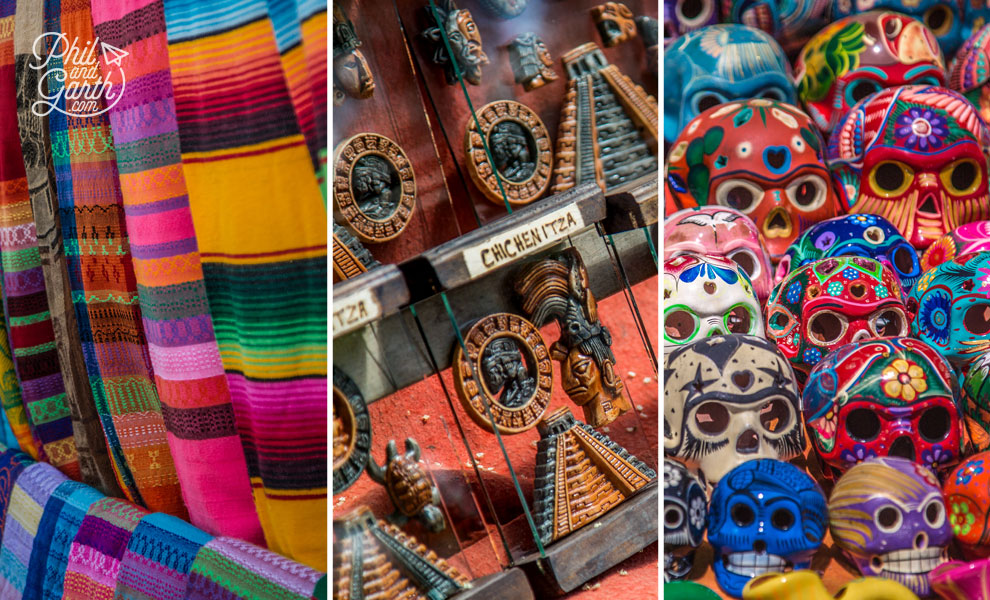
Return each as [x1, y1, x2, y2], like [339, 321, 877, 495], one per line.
[591, 2, 638, 47]
[421, 0, 489, 86]
[332, 5, 374, 105]
[636, 15, 658, 73]
[476, 0, 527, 18]
[367, 438, 446, 532]
[516, 248, 631, 427]
[508, 32, 557, 91]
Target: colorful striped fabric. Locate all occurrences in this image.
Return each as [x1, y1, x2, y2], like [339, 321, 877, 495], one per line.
[0, 461, 67, 599]
[0, 389, 20, 450]
[62, 496, 148, 600]
[34, 480, 102, 600]
[114, 512, 212, 600]
[0, 0, 78, 479]
[0, 449, 31, 537]
[0, 300, 36, 459]
[297, 0, 327, 198]
[185, 537, 323, 600]
[44, 0, 186, 518]
[90, 0, 263, 543]
[162, 0, 327, 567]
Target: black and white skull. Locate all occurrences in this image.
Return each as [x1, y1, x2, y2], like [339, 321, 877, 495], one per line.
[663, 458, 707, 582]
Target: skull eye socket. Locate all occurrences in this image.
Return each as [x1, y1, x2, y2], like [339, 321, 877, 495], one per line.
[715, 179, 762, 213]
[869, 161, 913, 197]
[940, 159, 982, 196]
[808, 311, 846, 344]
[694, 402, 730, 435]
[875, 505, 903, 533]
[845, 79, 882, 107]
[767, 309, 792, 335]
[694, 92, 726, 115]
[724, 304, 754, 334]
[964, 304, 990, 335]
[677, 0, 714, 25]
[786, 175, 828, 212]
[870, 308, 906, 338]
[731, 502, 755, 527]
[924, 500, 946, 528]
[771, 508, 794, 531]
[846, 407, 881, 441]
[728, 249, 758, 279]
[924, 4, 953, 36]
[892, 245, 919, 277]
[665, 506, 685, 529]
[759, 398, 792, 434]
[919, 406, 952, 442]
[665, 307, 700, 342]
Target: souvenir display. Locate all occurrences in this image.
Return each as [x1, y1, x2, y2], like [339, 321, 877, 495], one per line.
[919, 220, 990, 271]
[794, 12, 946, 133]
[829, 456, 951, 597]
[950, 24, 990, 124]
[720, 0, 831, 56]
[827, 85, 990, 250]
[707, 459, 828, 598]
[802, 337, 962, 478]
[742, 571, 921, 599]
[664, 335, 804, 484]
[663, 24, 795, 144]
[367, 438, 446, 532]
[333, 367, 372, 495]
[592, 2, 638, 46]
[930, 558, 990, 599]
[550, 42, 658, 194]
[664, 207, 775, 303]
[764, 257, 908, 381]
[332, 222, 380, 281]
[664, 99, 838, 263]
[333, 4, 375, 105]
[831, 0, 966, 55]
[663, 0, 719, 48]
[943, 451, 990, 558]
[664, 253, 765, 352]
[333, 133, 417, 244]
[664, 459, 707, 582]
[464, 100, 553, 206]
[777, 214, 923, 292]
[516, 249, 632, 427]
[908, 251, 990, 370]
[963, 351, 990, 452]
[421, 0, 489, 85]
[508, 33, 558, 91]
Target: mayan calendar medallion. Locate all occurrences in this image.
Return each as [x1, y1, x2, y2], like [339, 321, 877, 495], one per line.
[464, 100, 552, 206]
[333, 367, 372, 494]
[453, 313, 553, 434]
[333, 133, 416, 244]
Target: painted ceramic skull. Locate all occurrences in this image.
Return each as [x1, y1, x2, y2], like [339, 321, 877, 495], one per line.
[663, 0, 719, 48]
[720, 0, 831, 55]
[802, 337, 962, 480]
[708, 459, 828, 598]
[765, 257, 909, 384]
[664, 207, 775, 303]
[943, 451, 990, 559]
[776, 214, 923, 292]
[832, 0, 966, 56]
[949, 24, 990, 126]
[920, 220, 990, 271]
[664, 253, 764, 352]
[963, 351, 990, 453]
[663, 459, 707, 582]
[908, 251, 990, 370]
[665, 99, 838, 263]
[663, 334, 804, 484]
[829, 456, 951, 596]
[827, 85, 990, 250]
[663, 24, 795, 144]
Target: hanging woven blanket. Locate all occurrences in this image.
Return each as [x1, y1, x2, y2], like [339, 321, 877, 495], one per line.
[185, 536, 323, 600]
[114, 512, 212, 600]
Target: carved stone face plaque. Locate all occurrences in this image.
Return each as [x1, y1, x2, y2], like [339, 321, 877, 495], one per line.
[453, 313, 553, 434]
[422, 0, 489, 86]
[591, 2, 638, 47]
[508, 32, 558, 91]
[465, 100, 552, 206]
[333, 133, 416, 244]
[333, 366, 372, 494]
[332, 5, 374, 102]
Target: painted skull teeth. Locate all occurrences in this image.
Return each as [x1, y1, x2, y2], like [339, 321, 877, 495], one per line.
[878, 547, 946, 574]
[723, 552, 792, 576]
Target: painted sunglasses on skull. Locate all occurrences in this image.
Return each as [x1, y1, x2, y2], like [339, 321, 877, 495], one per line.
[663, 334, 803, 485]
[943, 450, 990, 559]
[664, 207, 775, 303]
[765, 256, 908, 385]
[707, 458, 827, 598]
[776, 214, 922, 293]
[827, 85, 990, 251]
[665, 99, 838, 265]
[663, 458, 707, 582]
[664, 253, 765, 353]
[829, 456, 951, 597]
[802, 337, 962, 480]
[908, 251, 990, 371]
[920, 220, 990, 272]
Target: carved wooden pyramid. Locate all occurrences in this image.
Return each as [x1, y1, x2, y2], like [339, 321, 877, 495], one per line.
[333, 506, 469, 599]
[550, 42, 658, 194]
[532, 407, 656, 545]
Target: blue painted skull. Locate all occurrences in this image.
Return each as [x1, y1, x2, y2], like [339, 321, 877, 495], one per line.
[832, 0, 966, 55]
[663, 24, 795, 144]
[664, 459, 708, 582]
[776, 214, 923, 292]
[707, 458, 828, 598]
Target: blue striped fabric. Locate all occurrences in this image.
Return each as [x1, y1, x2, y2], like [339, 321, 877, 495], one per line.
[114, 512, 213, 599]
[36, 481, 102, 600]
